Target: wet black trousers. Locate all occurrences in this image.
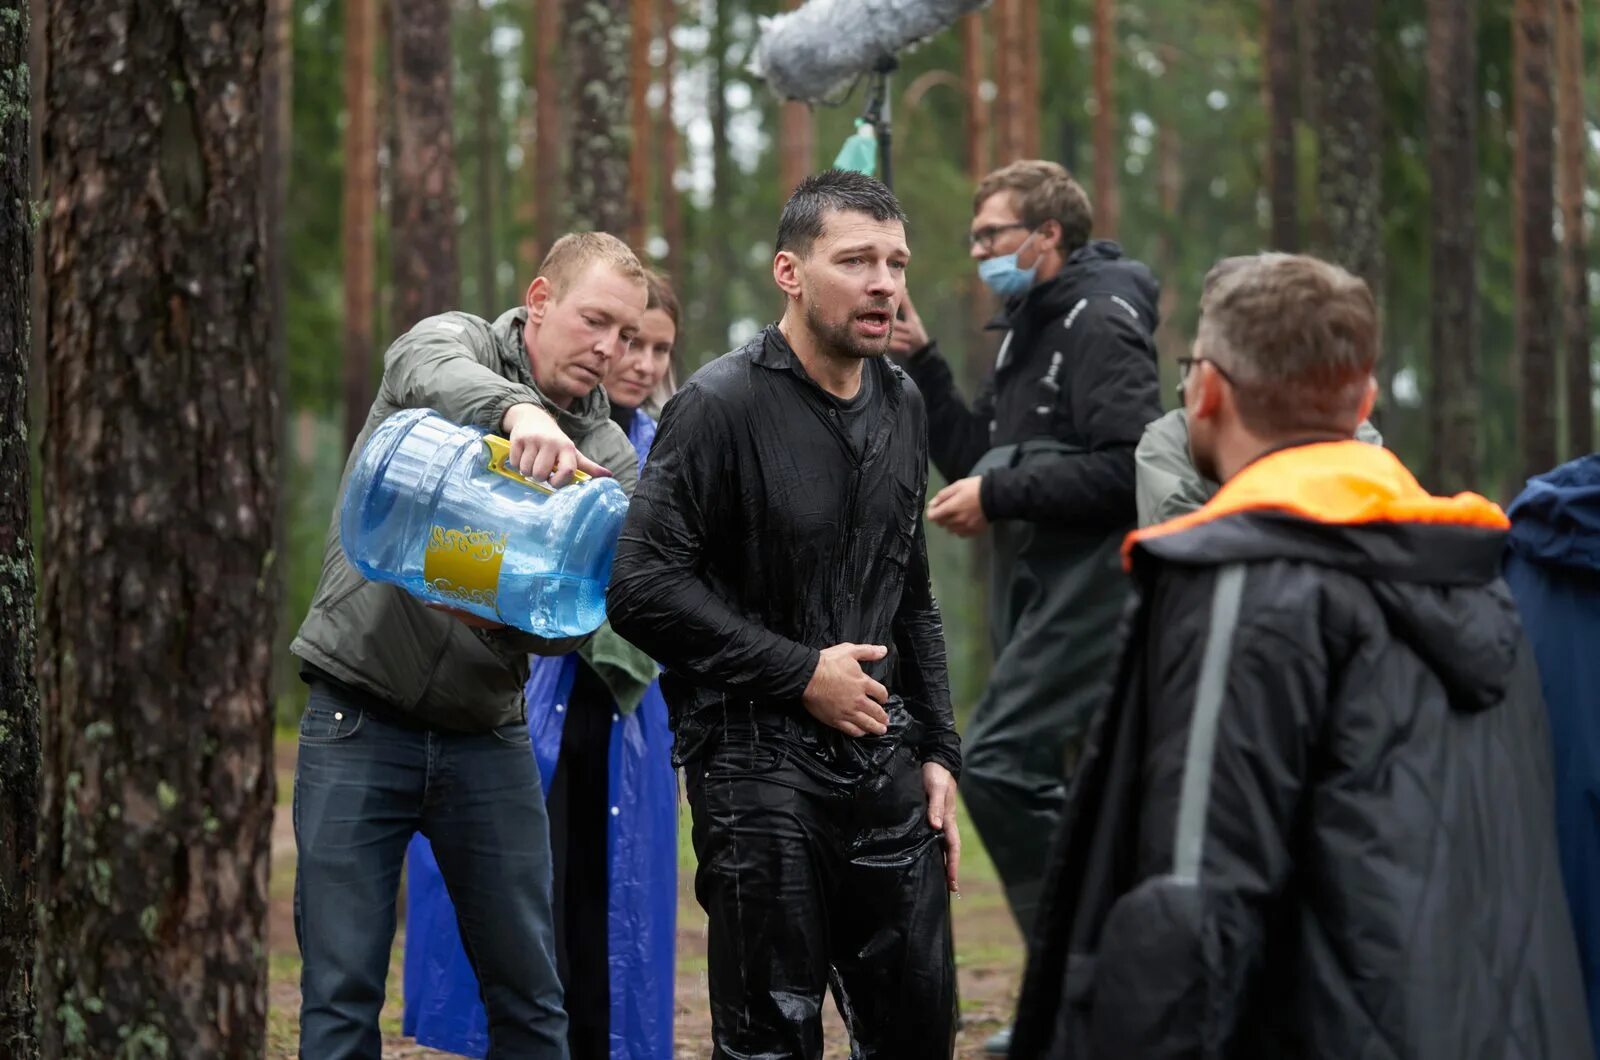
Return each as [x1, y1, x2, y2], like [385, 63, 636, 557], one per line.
[685, 726, 956, 1059]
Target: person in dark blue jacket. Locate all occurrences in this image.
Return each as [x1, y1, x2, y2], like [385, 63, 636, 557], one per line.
[1505, 453, 1600, 1056]
[401, 273, 683, 1060]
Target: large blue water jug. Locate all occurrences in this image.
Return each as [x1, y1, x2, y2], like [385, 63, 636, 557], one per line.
[340, 408, 630, 638]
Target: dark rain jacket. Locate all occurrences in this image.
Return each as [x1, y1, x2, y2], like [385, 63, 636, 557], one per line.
[1504, 454, 1600, 1054]
[903, 241, 1162, 757]
[1011, 440, 1591, 1060]
[606, 326, 961, 778]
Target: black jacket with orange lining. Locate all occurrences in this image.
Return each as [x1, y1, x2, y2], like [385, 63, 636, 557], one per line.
[1011, 439, 1591, 1060]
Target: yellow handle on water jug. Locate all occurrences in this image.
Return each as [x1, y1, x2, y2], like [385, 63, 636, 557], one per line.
[482, 435, 592, 495]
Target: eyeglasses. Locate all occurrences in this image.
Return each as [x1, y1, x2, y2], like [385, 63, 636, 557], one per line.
[1174, 356, 1237, 400]
[968, 223, 1031, 252]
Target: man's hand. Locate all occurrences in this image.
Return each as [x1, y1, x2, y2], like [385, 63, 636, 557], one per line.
[923, 762, 961, 894]
[887, 292, 931, 360]
[801, 643, 891, 737]
[927, 476, 989, 538]
[502, 402, 612, 486]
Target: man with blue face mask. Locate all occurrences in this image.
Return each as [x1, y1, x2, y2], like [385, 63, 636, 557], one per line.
[890, 159, 1161, 1055]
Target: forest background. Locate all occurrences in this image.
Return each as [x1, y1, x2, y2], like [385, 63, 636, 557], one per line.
[0, 0, 1597, 1054]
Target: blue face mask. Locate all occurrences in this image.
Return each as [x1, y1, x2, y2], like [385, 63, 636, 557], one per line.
[978, 231, 1039, 297]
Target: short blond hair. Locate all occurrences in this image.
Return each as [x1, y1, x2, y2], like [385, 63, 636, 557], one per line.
[975, 160, 1093, 253]
[538, 231, 646, 300]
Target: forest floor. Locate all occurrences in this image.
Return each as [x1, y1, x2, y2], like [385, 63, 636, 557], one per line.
[265, 735, 1024, 1058]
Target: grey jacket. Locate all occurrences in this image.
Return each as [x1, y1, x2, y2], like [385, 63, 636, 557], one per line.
[291, 306, 639, 732]
[1135, 408, 1384, 527]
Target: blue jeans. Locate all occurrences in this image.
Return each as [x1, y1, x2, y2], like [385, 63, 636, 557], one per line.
[293, 681, 568, 1059]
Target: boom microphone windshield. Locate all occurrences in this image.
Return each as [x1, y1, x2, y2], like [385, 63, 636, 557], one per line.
[756, 0, 992, 104]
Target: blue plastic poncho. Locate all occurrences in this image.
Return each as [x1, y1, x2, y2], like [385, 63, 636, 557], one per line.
[402, 411, 677, 1059]
[1504, 453, 1600, 1055]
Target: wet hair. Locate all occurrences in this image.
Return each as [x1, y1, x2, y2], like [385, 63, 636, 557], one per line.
[643, 269, 680, 334]
[975, 160, 1093, 255]
[775, 168, 907, 258]
[1197, 253, 1379, 437]
[538, 231, 647, 300]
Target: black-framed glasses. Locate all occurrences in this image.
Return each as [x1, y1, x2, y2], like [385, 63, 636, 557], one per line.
[968, 223, 1031, 252]
[1174, 356, 1237, 400]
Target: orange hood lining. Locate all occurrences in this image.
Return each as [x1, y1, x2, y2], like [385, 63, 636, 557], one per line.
[1123, 441, 1509, 570]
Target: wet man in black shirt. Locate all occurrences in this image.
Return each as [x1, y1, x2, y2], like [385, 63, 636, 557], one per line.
[608, 170, 961, 1058]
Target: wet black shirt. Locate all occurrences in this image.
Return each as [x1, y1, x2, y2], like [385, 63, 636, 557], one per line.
[606, 326, 960, 777]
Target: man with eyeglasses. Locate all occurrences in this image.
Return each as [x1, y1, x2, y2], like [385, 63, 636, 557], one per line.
[1009, 252, 1590, 1060]
[889, 159, 1161, 1053]
[1135, 358, 1382, 527]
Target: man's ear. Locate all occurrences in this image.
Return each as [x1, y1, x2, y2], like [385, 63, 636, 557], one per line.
[526, 276, 552, 323]
[1035, 219, 1063, 252]
[772, 251, 804, 301]
[1356, 375, 1379, 423]
[1188, 361, 1227, 423]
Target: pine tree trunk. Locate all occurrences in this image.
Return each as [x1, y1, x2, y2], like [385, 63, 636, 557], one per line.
[391, 0, 459, 330]
[535, 0, 561, 257]
[473, 0, 499, 311]
[1513, 0, 1558, 481]
[1555, 0, 1591, 456]
[707, 0, 731, 348]
[0, 1, 39, 1053]
[1092, 0, 1118, 236]
[628, 0, 653, 249]
[564, 0, 630, 235]
[342, 0, 378, 446]
[1426, 0, 1481, 492]
[1020, 0, 1040, 157]
[1311, 0, 1382, 289]
[992, 0, 1021, 163]
[656, 0, 681, 277]
[1264, 0, 1299, 250]
[262, 0, 296, 745]
[777, 0, 812, 196]
[37, 2, 275, 1054]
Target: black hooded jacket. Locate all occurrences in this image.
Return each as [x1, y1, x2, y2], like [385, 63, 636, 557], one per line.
[606, 326, 961, 777]
[904, 239, 1161, 526]
[1010, 441, 1591, 1060]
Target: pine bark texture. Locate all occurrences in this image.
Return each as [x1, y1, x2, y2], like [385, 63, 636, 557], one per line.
[473, 0, 500, 310]
[1554, 0, 1591, 456]
[342, 0, 377, 445]
[1311, 0, 1382, 291]
[1092, 0, 1118, 236]
[0, 1, 39, 1053]
[1513, 0, 1558, 481]
[535, 0, 561, 256]
[37, 2, 276, 1055]
[564, 0, 630, 235]
[1264, 0, 1299, 250]
[627, 0, 653, 248]
[1426, 0, 1480, 492]
[391, 0, 460, 330]
[656, 0, 680, 277]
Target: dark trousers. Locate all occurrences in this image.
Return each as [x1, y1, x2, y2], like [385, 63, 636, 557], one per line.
[686, 720, 956, 1059]
[293, 680, 568, 1059]
[547, 662, 612, 1060]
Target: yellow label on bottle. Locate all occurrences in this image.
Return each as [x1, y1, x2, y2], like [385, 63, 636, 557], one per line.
[423, 525, 508, 611]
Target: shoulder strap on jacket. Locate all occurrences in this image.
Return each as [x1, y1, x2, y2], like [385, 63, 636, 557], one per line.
[1172, 562, 1248, 884]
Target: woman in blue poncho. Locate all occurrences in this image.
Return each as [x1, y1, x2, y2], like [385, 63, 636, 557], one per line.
[1504, 453, 1600, 1057]
[402, 272, 682, 1060]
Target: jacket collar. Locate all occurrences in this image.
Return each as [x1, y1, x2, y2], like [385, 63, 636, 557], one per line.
[493, 305, 614, 436]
